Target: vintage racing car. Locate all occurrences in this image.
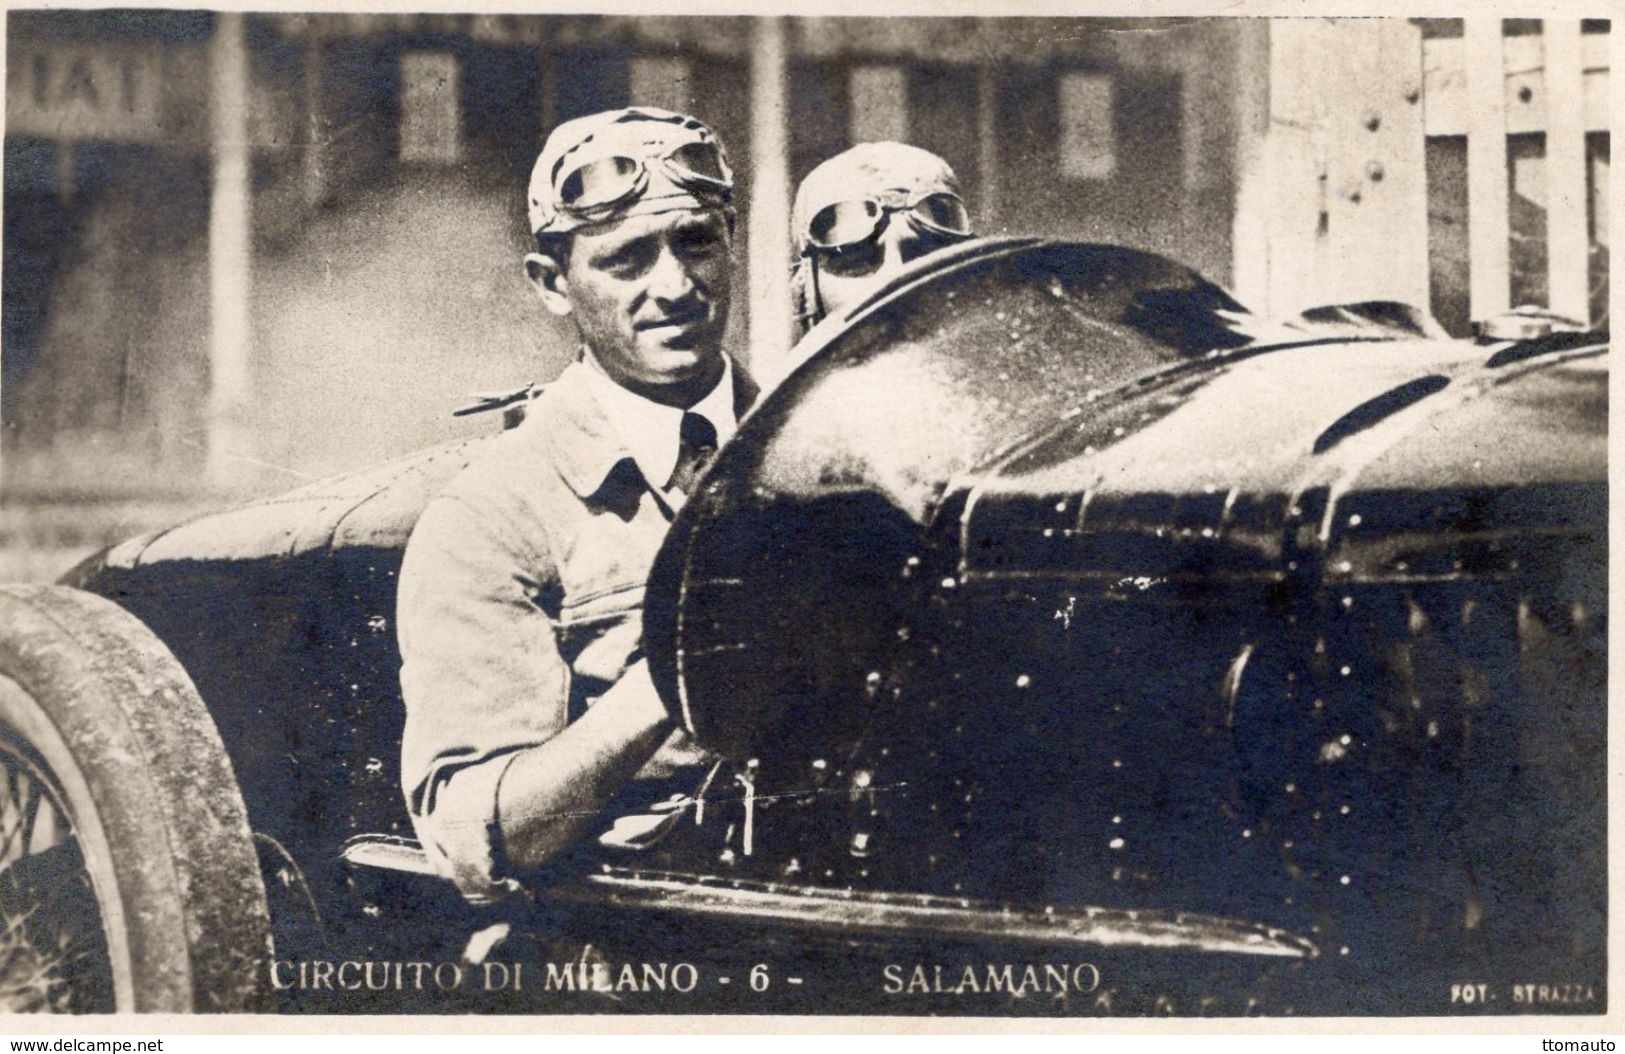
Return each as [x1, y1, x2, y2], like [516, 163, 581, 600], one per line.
[0, 238, 1606, 1015]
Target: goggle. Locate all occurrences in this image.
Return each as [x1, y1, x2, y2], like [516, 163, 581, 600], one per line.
[553, 139, 733, 221]
[803, 190, 972, 254]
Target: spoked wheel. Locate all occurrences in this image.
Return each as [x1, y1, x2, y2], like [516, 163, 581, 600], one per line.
[0, 585, 272, 1013]
[0, 709, 118, 1012]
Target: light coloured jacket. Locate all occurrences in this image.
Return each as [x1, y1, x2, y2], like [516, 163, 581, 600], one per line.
[397, 358, 753, 901]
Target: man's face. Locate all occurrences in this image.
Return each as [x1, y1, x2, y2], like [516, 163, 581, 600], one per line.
[562, 208, 733, 405]
[811, 210, 962, 321]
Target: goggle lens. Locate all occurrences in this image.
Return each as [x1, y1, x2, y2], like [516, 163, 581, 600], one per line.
[559, 155, 642, 211]
[910, 192, 971, 236]
[668, 141, 731, 186]
[808, 199, 884, 250]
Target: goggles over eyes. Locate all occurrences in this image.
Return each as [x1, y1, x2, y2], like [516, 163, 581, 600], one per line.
[803, 190, 972, 254]
[553, 140, 733, 221]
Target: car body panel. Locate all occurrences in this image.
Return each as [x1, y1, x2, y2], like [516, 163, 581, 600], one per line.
[642, 240, 1607, 1013]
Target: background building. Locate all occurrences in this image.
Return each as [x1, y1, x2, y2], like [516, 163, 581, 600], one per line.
[1, 12, 1611, 580]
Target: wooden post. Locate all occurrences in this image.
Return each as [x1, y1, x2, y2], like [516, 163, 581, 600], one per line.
[1264, 19, 1331, 316]
[748, 16, 792, 377]
[1176, 25, 1215, 281]
[1318, 18, 1428, 311]
[976, 58, 1001, 231]
[208, 11, 253, 489]
[1543, 19, 1589, 323]
[1229, 19, 1273, 314]
[1464, 18, 1511, 322]
[55, 142, 75, 205]
[302, 39, 328, 208]
[539, 47, 556, 134]
[1234, 19, 1430, 318]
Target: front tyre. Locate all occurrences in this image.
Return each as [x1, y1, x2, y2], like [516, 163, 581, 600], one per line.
[0, 585, 271, 1012]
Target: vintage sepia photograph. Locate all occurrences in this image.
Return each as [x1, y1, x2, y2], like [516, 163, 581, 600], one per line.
[0, 5, 1610, 1022]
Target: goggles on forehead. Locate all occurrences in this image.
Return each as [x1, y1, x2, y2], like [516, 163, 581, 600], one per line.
[553, 139, 733, 221]
[803, 189, 972, 254]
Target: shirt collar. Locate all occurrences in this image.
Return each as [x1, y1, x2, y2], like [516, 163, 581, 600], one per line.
[579, 354, 738, 495]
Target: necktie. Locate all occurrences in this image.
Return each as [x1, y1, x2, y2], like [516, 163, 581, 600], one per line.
[669, 411, 719, 496]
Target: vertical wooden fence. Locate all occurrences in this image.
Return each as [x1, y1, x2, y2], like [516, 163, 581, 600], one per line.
[1236, 18, 1609, 329]
[1424, 18, 1610, 327]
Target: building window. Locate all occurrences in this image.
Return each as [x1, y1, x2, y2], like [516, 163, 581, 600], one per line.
[849, 65, 909, 144]
[399, 51, 462, 164]
[629, 57, 693, 115]
[1057, 71, 1115, 180]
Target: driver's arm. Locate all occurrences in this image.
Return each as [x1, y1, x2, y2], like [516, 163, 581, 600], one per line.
[493, 659, 671, 871]
[398, 481, 671, 899]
